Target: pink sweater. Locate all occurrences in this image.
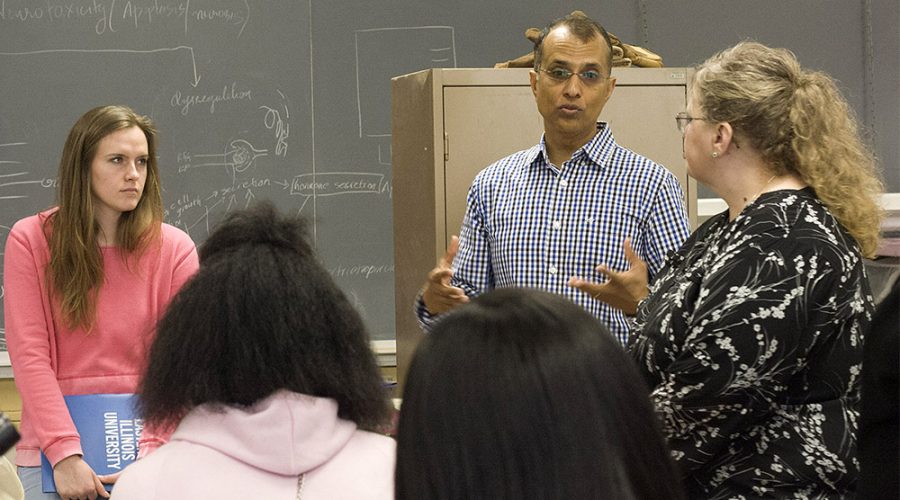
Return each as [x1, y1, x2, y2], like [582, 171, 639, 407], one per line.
[3, 209, 199, 467]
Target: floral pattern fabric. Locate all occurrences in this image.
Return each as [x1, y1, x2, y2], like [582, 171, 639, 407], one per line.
[629, 188, 872, 499]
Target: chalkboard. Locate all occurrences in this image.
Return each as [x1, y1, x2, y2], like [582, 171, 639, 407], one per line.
[0, 0, 591, 347]
[1, 0, 896, 348]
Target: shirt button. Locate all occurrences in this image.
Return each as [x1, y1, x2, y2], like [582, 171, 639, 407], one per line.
[559, 179, 569, 188]
[548, 265, 558, 275]
[552, 220, 561, 229]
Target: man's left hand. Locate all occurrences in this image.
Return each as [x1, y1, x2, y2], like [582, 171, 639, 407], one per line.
[568, 238, 649, 315]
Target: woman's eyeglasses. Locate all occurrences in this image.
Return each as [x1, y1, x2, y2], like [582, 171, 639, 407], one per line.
[675, 112, 707, 133]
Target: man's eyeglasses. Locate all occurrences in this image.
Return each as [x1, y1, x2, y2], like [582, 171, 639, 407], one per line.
[675, 112, 707, 133]
[539, 67, 608, 86]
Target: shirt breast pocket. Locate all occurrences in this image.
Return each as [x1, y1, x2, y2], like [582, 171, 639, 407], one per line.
[573, 206, 641, 276]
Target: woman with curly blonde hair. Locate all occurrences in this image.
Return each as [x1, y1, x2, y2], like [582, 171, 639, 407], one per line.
[690, 42, 883, 257]
[571, 41, 883, 497]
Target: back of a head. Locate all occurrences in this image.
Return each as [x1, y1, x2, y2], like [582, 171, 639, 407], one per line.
[692, 41, 809, 173]
[139, 201, 390, 431]
[396, 288, 684, 500]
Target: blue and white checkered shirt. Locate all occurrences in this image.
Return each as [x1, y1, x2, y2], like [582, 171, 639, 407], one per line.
[417, 123, 690, 344]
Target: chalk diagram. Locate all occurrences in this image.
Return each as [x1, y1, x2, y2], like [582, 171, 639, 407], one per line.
[172, 136, 275, 234]
[354, 26, 457, 139]
[169, 82, 299, 236]
[166, 25, 460, 243]
[278, 24, 460, 229]
[180, 139, 269, 175]
[1, 142, 28, 341]
[0, 142, 42, 201]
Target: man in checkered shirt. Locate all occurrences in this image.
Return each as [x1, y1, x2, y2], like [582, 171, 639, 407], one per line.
[416, 13, 690, 345]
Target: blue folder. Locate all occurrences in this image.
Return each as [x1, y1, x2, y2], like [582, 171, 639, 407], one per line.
[40, 393, 142, 493]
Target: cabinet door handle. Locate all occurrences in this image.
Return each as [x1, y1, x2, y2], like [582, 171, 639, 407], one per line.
[444, 132, 449, 162]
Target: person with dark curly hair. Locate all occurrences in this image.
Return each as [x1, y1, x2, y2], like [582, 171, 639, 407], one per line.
[111, 202, 394, 500]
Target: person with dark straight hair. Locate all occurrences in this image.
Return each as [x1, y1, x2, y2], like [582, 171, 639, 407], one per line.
[111, 202, 395, 500]
[858, 280, 899, 499]
[396, 287, 684, 500]
[4, 105, 199, 500]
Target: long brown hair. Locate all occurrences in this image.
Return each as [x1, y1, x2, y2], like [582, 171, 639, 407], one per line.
[46, 105, 164, 330]
[693, 41, 884, 257]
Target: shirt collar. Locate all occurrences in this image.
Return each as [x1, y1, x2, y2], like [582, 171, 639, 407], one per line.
[530, 122, 615, 170]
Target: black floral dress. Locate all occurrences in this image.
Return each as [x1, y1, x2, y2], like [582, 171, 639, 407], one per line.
[629, 188, 872, 499]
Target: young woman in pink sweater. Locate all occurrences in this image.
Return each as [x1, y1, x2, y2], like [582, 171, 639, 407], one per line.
[3, 105, 199, 500]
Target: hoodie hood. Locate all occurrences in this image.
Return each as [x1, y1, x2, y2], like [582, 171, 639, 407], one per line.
[170, 390, 357, 476]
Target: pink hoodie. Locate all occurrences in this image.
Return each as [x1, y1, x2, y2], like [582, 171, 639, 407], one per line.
[110, 391, 396, 499]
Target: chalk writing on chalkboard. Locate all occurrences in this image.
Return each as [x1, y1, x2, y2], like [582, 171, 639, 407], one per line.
[0, 1, 250, 37]
[0, 0, 481, 343]
[0, 143, 35, 201]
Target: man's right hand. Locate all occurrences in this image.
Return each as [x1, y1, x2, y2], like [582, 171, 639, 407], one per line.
[53, 454, 110, 499]
[422, 236, 469, 315]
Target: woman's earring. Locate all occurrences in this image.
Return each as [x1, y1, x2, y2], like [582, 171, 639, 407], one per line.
[711, 151, 719, 158]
